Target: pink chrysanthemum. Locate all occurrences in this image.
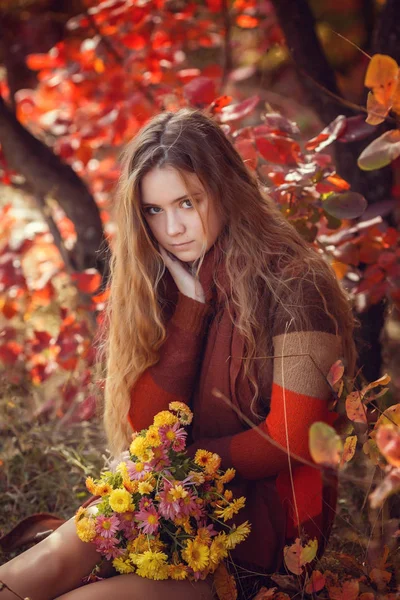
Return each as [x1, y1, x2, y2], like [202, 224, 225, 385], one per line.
[95, 514, 120, 538]
[126, 459, 151, 480]
[135, 505, 160, 535]
[159, 422, 187, 452]
[94, 536, 124, 560]
[148, 446, 171, 471]
[119, 512, 138, 541]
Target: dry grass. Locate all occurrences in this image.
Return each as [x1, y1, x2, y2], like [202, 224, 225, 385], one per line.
[0, 378, 105, 563]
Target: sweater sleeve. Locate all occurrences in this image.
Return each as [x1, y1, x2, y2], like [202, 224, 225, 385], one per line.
[190, 278, 343, 479]
[128, 292, 211, 432]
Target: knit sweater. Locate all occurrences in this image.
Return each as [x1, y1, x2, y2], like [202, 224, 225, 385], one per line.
[128, 246, 342, 570]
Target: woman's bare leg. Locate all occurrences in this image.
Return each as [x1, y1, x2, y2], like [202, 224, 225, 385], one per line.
[0, 507, 112, 600]
[55, 573, 216, 600]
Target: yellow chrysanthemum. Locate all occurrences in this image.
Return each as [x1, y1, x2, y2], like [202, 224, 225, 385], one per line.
[196, 527, 213, 546]
[174, 516, 194, 535]
[116, 462, 128, 476]
[168, 401, 193, 425]
[74, 506, 86, 523]
[226, 521, 251, 550]
[224, 489, 233, 502]
[215, 497, 246, 522]
[76, 517, 96, 542]
[112, 556, 135, 574]
[153, 410, 179, 428]
[85, 476, 97, 495]
[109, 488, 133, 513]
[218, 468, 236, 484]
[209, 534, 228, 567]
[170, 484, 188, 501]
[188, 470, 205, 486]
[133, 551, 169, 580]
[138, 480, 154, 495]
[128, 533, 165, 555]
[145, 425, 162, 447]
[130, 436, 153, 461]
[194, 450, 221, 474]
[123, 478, 139, 494]
[169, 564, 189, 580]
[95, 482, 113, 496]
[182, 539, 210, 572]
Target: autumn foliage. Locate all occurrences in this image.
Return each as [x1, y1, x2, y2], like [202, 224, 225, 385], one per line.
[0, 1, 400, 597]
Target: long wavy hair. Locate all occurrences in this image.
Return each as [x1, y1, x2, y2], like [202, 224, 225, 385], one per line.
[101, 107, 357, 456]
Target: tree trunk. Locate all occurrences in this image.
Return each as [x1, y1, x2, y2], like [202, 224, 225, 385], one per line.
[269, 0, 396, 381]
[0, 96, 108, 276]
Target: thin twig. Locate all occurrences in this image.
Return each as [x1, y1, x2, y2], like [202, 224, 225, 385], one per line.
[220, 0, 232, 90]
[86, 11, 125, 63]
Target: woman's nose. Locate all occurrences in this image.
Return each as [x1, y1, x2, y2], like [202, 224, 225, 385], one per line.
[166, 211, 185, 236]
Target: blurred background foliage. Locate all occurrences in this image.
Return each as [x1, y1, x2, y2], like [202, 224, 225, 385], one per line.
[0, 0, 400, 591]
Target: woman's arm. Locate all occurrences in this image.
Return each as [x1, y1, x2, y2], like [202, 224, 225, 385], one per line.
[188, 278, 343, 478]
[128, 292, 211, 432]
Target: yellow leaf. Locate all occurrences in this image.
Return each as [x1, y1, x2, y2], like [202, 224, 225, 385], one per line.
[366, 91, 389, 125]
[213, 562, 237, 600]
[373, 403, 400, 432]
[340, 435, 357, 467]
[283, 538, 318, 575]
[365, 54, 399, 106]
[362, 373, 391, 395]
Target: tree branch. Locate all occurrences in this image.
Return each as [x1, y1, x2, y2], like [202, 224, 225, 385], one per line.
[0, 95, 108, 276]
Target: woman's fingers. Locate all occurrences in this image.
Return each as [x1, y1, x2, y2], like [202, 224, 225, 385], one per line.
[159, 246, 205, 303]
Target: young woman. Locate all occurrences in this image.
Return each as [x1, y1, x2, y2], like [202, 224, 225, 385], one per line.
[0, 108, 356, 600]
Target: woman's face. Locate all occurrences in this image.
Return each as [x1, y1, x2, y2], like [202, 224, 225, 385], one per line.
[140, 166, 224, 262]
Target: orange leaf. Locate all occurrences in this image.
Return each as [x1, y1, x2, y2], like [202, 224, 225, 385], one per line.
[252, 588, 277, 599]
[365, 54, 399, 107]
[213, 562, 237, 600]
[376, 424, 400, 467]
[327, 579, 359, 600]
[345, 391, 367, 424]
[236, 14, 259, 28]
[283, 538, 318, 575]
[305, 570, 326, 594]
[369, 567, 392, 586]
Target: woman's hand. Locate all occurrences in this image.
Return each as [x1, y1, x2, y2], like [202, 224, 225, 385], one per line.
[160, 246, 205, 303]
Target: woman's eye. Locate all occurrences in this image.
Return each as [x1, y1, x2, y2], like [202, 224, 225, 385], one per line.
[145, 206, 162, 216]
[181, 199, 193, 209]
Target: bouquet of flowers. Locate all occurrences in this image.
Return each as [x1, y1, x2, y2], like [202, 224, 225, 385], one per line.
[75, 401, 250, 582]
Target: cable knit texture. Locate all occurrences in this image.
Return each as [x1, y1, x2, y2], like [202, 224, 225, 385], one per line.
[128, 244, 341, 571]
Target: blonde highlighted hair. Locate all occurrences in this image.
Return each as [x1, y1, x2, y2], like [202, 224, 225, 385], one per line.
[100, 108, 357, 456]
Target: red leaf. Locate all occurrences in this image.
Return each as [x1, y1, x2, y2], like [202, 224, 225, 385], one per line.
[121, 33, 146, 50]
[234, 139, 258, 170]
[305, 115, 347, 152]
[183, 76, 217, 107]
[337, 115, 377, 143]
[0, 341, 22, 365]
[236, 14, 259, 28]
[220, 95, 260, 123]
[71, 269, 102, 294]
[256, 114, 300, 137]
[209, 95, 233, 114]
[255, 134, 301, 165]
